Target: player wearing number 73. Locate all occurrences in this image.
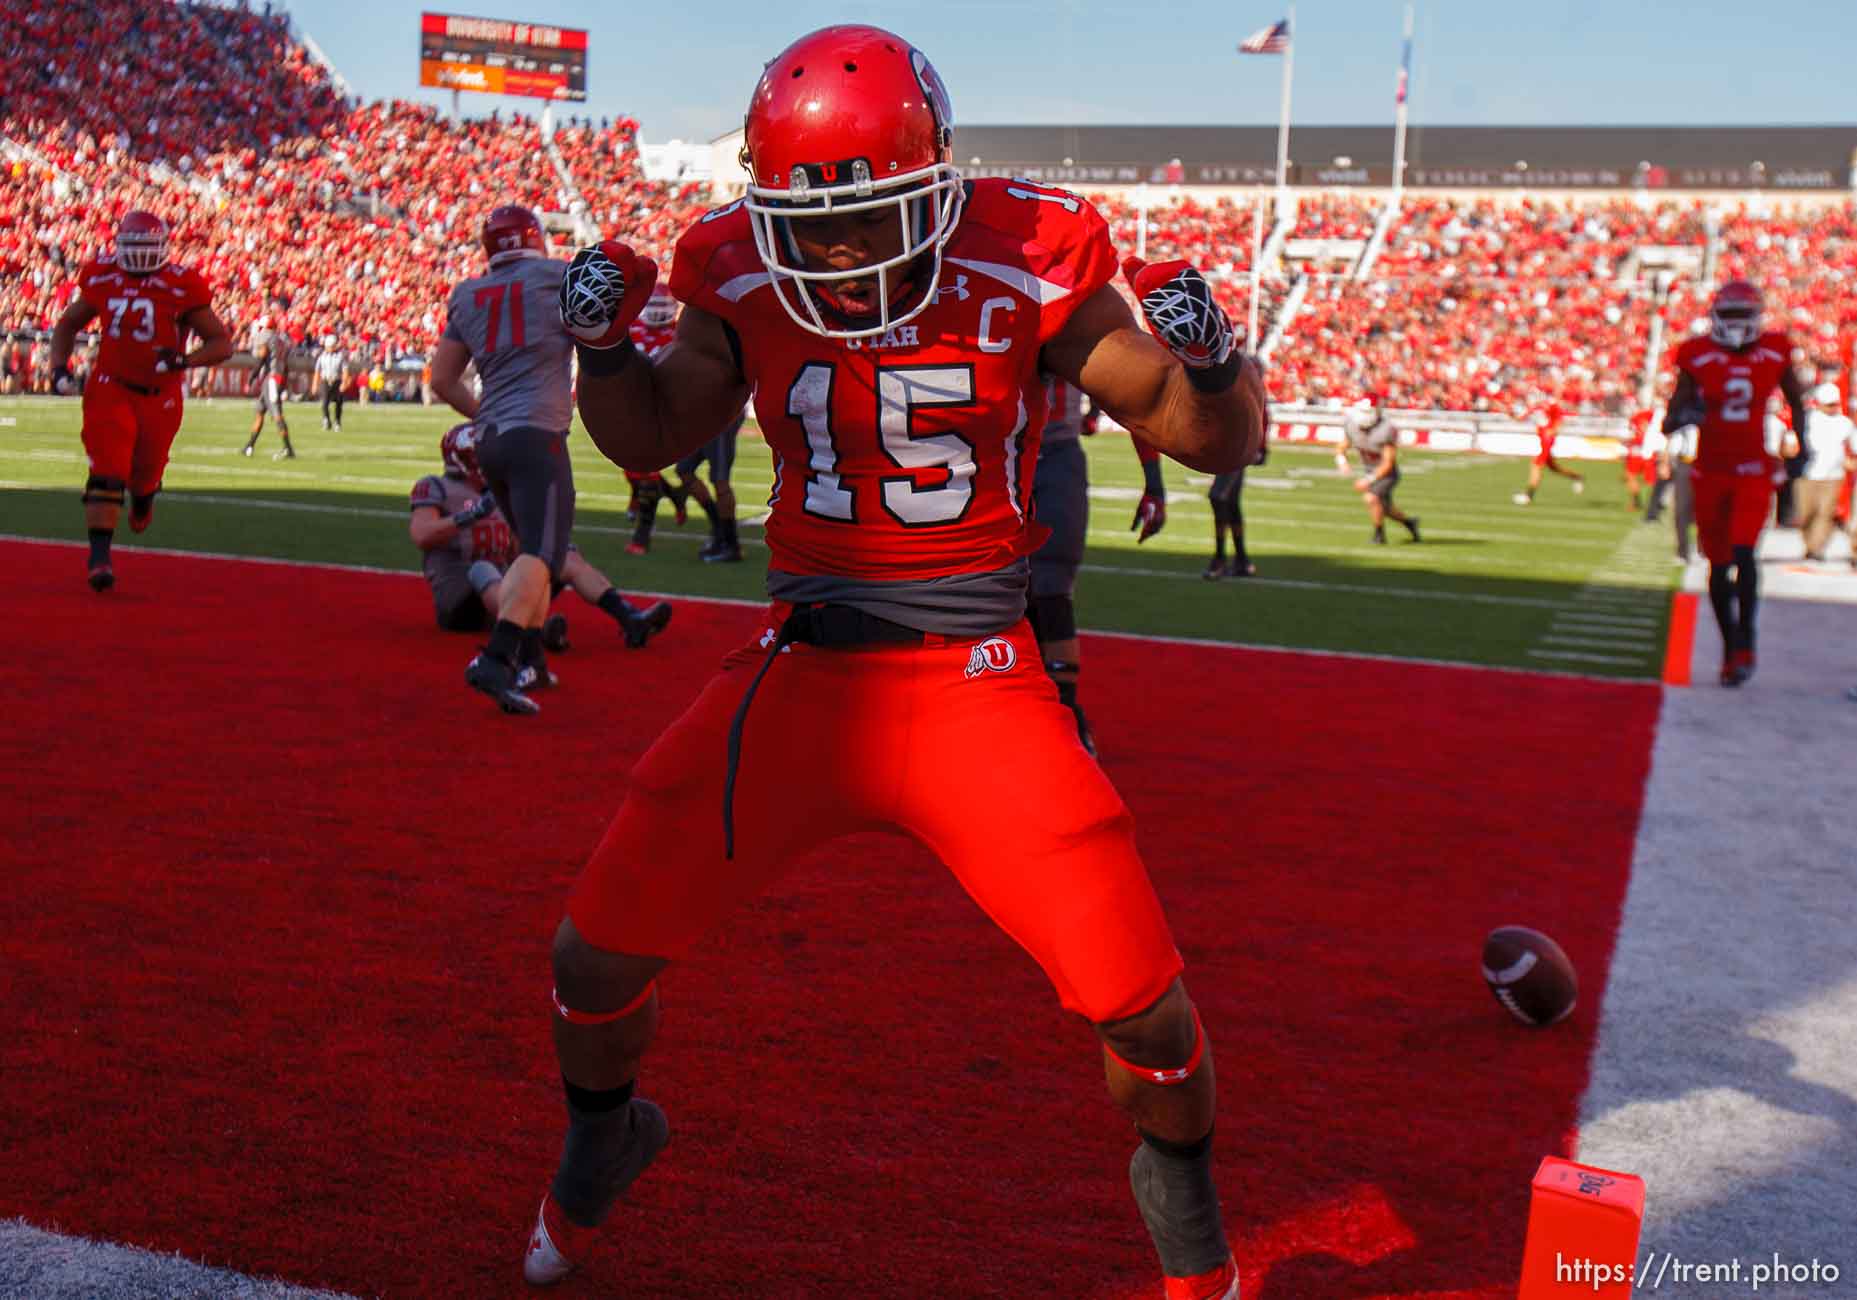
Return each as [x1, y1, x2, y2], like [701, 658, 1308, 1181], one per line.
[525, 25, 1266, 1299]
[48, 211, 234, 592]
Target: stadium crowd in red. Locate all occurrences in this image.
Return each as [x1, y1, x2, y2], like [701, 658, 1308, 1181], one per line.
[3, 0, 1849, 413]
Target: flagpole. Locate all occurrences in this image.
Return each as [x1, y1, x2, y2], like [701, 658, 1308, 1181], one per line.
[1391, 3, 1414, 207]
[1247, 188, 1264, 347]
[1274, 1, 1296, 204]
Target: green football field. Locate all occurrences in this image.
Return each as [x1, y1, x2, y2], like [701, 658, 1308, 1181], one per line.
[0, 395, 1677, 677]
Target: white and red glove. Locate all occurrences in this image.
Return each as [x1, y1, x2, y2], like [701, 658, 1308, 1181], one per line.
[53, 363, 80, 396]
[559, 241, 659, 351]
[1131, 493, 1166, 542]
[1122, 255, 1239, 388]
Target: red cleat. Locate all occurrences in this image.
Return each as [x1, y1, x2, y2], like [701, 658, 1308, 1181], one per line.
[625, 541, 648, 557]
[1165, 1254, 1240, 1300]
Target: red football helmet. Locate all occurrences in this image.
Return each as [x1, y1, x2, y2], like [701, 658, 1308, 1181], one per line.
[741, 25, 963, 339]
[115, 210, 169, 275]
[639, 286, 677, 329]
[482, 205, 546, 267]
[1709, 279, 1764, 350]
[441, 422, 485, 488]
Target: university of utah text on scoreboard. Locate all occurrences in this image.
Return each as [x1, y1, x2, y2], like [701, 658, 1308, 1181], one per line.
[418, 11, 588, 101]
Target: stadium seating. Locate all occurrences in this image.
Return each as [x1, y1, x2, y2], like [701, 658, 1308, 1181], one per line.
[2, 0, 1849, 413]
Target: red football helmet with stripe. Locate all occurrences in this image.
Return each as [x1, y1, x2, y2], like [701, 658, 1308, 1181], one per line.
[441, 422, 485, 489]
[740, 25, 963, 339]
[1709, 279, 1764, 350]
[482, 204, 546, 267]
[115, 210, 170, 275]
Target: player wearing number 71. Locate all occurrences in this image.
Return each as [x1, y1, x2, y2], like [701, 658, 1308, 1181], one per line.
[48, 211, 234, 593]
[525, 25, 1266, 1300]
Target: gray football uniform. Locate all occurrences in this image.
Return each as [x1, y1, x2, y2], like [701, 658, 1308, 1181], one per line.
[443, 256, 576, 574]
[252, 329, 285, 415]
[442, 257, 573, 436]
[1345, 410, 1400, 499]
[1031, 378, 1090, 598]
[411, 472, 516, 628]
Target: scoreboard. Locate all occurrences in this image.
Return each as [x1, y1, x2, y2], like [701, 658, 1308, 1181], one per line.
[419, 12, 588, 102]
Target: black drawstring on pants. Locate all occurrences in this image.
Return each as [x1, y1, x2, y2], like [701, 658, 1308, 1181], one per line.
[721, 604, 927, 860]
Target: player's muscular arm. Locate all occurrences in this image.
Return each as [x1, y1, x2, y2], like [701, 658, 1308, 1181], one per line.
[576, 306, 749, 474]
[1661, 372, 1700, 434]
[409, 505, 456, 550]
[1042, 285, 1265, 475]
[179, 306, 234, 370]
[47, 300, 98, 373]
[1372, 445, 1396, 482]
[1780, 365, 1810, 455]
[429, 336, 480, 420]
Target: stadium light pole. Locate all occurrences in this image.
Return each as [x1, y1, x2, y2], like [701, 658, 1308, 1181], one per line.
[1248, 189, 1264, 347]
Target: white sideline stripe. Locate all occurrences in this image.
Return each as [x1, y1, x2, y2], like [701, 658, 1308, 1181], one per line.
[1551, 614, 1659, 629]
[1538, 635, 1656, 651]
[0, 534, 1653, 684]
[0, 486, 1610, 614]
[1527, 648, 1648, 665]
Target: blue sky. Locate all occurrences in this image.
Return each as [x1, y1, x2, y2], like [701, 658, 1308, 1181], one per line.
[287, 0, 1856, 144]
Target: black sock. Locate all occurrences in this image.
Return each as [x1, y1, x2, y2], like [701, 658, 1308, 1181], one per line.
[1708, 567, 1736, 652]
[1233, 531, 1248, 566]
[597, 588, 629, 624]
[722, 517, 738, 547]
[487, 618, 523, 663]
[88, 528, 112, 567]
[1054, 677, 1080, 710]
[520, 626, 545, 668]
[1735, 555, 1759, 652]
[564, 1077, 633, 1115]
[698, 498, 719, 528]
[1140, 1126, 1214, 1162]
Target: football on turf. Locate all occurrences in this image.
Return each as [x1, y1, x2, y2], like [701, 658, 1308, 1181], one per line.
[1481, 926, 1578, 1027]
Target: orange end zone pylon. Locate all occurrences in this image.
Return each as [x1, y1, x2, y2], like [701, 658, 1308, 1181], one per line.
[1517, 1157, 1646, 1297]
[1661, 591, 1698, 687]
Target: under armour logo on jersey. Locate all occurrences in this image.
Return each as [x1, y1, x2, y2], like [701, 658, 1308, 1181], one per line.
[963, 636, 1017, 678]
[758, 627, 794, 654]
[935, 274, 970, 303]
[561, 249, 625, 331]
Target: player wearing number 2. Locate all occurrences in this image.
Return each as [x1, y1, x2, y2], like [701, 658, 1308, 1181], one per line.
[48, 211, 234, 592]
[1666, 278, 1809, 686]
[526, 26, 1266, 1299]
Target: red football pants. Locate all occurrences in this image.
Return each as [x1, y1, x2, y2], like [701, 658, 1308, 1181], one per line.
[569, 613, 1184, 1023]
[81, 375, 185, 495]
[1691, 466, 1775, 565]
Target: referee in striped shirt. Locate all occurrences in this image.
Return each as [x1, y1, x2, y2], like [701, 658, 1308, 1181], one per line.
[315, 335, 349, 432]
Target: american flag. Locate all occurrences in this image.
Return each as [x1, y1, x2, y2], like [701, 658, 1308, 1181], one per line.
[1395, 34, 1412, 104]
[1238, 18, 1290, 55]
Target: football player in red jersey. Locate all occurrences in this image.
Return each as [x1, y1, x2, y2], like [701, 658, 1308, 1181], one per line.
[528, 27, 1263, 1300]
[1623, 404, 1654, 511]
[1665, 279, 1810, 686]
[48, 211, 233, 591]
[1512, 396, 1584, 504]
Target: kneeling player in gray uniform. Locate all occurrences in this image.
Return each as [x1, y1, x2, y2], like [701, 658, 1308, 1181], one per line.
[671, 405, 747, 562]
[1341, 398, 1420, 544]
[1029, 377, 1168, 757]
[412, 424, 671, 674]
[430, 205, 646, 714]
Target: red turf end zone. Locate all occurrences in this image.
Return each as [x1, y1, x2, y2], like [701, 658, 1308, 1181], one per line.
[0, 539, 1659, 1299]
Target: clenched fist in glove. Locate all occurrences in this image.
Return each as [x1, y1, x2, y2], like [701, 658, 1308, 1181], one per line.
[451, 495, 498, 529]
[52, 362, 80, 396]
[1122, 256, 1241, 393]
[154, 347, 188, 375]
[559, 242, 659, 353]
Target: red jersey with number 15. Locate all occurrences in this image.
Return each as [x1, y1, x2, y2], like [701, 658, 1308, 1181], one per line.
[668, 178, 1118, 582]
[77, 256, 212, 389]
[1674, 331, 1794, 473]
